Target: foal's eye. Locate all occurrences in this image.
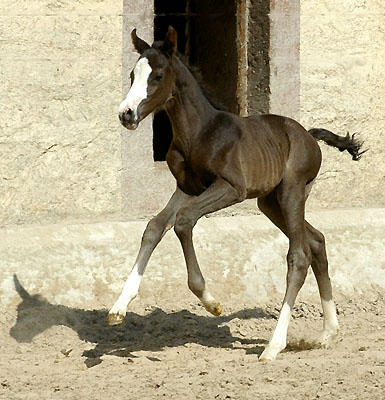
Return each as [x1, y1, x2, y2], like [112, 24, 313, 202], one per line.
[154, 74, 163, 82]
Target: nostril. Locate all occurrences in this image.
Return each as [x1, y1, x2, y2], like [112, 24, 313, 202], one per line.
[124, 108, 133, 116]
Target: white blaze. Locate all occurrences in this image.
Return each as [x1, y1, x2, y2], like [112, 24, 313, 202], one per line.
[119, 57, 152, 119]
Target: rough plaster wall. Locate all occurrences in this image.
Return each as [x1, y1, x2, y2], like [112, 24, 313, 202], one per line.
[247, 0, 270, 115]
[1, 1, 383, 226]
[300, 0, 385, 210]
[0, 0, 122, 225]
[269, 0, 300, 121]
[2, 210, 385, 307]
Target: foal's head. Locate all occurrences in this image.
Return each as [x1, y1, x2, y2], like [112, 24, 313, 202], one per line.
[119, 27, 177, 130]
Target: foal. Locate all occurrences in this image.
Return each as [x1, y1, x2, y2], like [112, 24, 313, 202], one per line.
[109, 27, 364, 361]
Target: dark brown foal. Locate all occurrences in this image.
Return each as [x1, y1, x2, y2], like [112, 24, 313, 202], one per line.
[110, 27, 363, 361]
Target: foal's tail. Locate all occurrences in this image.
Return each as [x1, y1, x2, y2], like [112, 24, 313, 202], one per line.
[309, 128, 367, 161]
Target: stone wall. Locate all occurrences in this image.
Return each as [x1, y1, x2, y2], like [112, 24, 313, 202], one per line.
[300, 0, 385, 210]
[247, 0, 270, 115]
[1, 0, 383, 227]
[269, 0, 300, 120]
[2, 209, 385, 307]
[0, 0, 122, 226]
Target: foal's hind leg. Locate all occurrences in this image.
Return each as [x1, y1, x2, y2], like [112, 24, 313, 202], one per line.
[306, 223, 339, 346]
[258, 181, 312, 361]
[174, 179, 244, 316]
[108, 189, 189, 325]
[258, 189, 338, 359]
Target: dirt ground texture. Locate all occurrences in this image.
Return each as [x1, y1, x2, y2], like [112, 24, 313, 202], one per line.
[1, 285, 384, 400]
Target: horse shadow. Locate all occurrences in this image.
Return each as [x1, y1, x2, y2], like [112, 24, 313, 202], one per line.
[10, 275, 272, 367]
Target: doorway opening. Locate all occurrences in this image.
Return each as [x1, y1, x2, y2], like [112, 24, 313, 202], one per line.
[152, 0, 238, 161]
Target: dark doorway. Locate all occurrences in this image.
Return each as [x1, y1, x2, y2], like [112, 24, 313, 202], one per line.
[153, 0, 238, 161]
[188, 1, 238, 113]
[153, 0, 189, 162]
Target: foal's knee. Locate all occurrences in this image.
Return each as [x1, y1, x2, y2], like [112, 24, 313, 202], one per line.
[308, 229, 329, 272]
[287, 245, 312, 267]
[141, 217, 165, 246]
[309, 230, 326, 256]
[287, 246, 312, 283]
[174, 209, 194, 239]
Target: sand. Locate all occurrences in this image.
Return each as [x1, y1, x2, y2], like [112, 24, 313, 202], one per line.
[1, 286, 384, 400]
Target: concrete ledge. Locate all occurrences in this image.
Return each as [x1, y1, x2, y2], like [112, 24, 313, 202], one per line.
[1, 209, 384, 309]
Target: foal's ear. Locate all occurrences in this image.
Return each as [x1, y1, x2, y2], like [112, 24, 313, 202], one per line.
[162, 26, 177, 57]
[131, 29, 150, 54]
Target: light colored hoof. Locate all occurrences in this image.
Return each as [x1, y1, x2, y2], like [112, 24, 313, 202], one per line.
[108, 313, 125, 326]
[259, 345, 281, 362]
[204, 302, 222, 317]
[259, 356, 273, 363]
[319, 332, 338, 349]
[319, 328, 338, 349]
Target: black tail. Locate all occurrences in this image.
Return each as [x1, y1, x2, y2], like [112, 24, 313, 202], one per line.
[309, 128, 367, 161]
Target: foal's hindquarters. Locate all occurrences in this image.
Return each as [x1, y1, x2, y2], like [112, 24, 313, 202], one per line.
[257, 187, 340, 361]
[255, 119, 339, 361]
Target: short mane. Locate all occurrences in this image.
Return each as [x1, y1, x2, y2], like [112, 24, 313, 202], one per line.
[176, 52, 228, 112]
[152, 41, 228, 112]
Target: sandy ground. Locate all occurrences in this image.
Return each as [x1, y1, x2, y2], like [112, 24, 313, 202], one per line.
[1, 284, 384, 400]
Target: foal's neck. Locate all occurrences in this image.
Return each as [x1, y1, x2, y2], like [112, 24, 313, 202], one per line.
[165, 56, 215, 151]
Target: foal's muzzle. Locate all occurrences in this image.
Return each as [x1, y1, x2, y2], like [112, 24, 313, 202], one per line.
[119, 108, 138, 130]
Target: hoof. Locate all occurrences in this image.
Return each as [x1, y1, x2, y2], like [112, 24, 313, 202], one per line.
[259, 355, 274, 363]
[108, 313, 125, 326]
[205, 302, 222, 317]
[259, 346, 280, 362]
[319, 328, 339, 349]
[258, 357, 273, 364]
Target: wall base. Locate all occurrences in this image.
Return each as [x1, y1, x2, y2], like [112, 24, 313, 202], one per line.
[1, 209, 384, 310]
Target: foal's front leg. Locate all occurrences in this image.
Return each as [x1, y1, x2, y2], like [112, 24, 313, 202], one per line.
[174, 179, 243, 316]
[108, 189, 189, 325]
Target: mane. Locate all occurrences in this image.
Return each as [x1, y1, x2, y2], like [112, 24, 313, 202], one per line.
[176, 52, 228, 112]
[151, 41, 228, 112]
